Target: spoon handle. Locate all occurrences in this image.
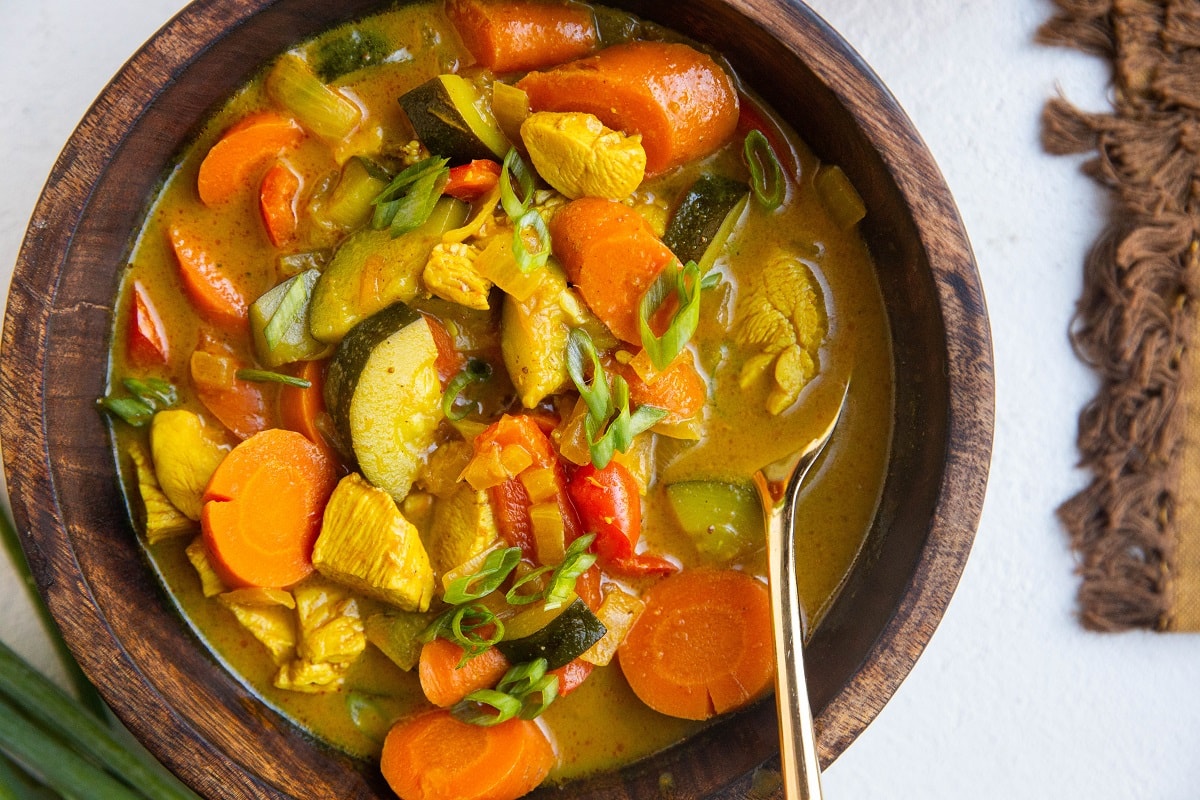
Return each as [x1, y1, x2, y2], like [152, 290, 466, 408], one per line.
[762, 478, 824, 800]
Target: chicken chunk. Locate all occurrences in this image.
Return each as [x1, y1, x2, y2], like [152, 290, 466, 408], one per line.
[150, 409, 229, 521]
[218, 587, 297, 666]
[129, 442, 193, 544]
[313, 473, 436, 611]
[423, 241, 493, 310]
[735, 254, 827, 414]
[521, 111, 646, 200]
[424, 483, 500, 578]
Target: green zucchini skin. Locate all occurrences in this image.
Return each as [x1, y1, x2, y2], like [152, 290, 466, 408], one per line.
[663, 173, 750, 265]
[496, 597, 607, 670]
[400, 74, 511, 164]
[324, 302, 424, 455]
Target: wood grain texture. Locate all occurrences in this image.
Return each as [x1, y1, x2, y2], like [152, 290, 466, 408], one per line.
[0, 0, 993, 798]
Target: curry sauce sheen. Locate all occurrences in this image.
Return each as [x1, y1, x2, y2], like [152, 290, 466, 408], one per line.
[106, 0, 892, 793]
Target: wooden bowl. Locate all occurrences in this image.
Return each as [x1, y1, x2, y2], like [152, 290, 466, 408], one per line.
[0, 0, 992, 797]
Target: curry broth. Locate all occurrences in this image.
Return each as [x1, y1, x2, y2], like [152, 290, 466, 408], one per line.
[107, 0, 892, 787]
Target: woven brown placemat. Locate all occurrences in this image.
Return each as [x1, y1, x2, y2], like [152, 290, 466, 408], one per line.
[1041, 0, 1200, 631]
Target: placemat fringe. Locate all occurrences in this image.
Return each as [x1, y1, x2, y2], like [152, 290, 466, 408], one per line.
[1040, 0, 1200, 631]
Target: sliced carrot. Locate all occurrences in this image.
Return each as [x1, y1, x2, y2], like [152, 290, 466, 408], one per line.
[259, 160, 302, 247]
[421, 313, 466, 386]
[443, 159, 502, 201]
[200, 428, 337, 589]
[549, 197, 676, 343]
[190, 334, 270, 440]
[380, 709, 554, 800]
[168, 224, 249, 328]
[517, 41, 739, 174]
[608, 349, 707, 424]
[277, 358, 341, 463]
[418, 638, 511, 708]
[197, 112, 304, 206]
[127, 280, 169, 366]
[445, 0, 598, 73]
[618, 568, 773, 720]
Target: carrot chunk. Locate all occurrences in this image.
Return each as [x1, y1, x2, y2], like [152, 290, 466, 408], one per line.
[549, 197, 676, 343]
[200, 428, 337, 589]
[168, 225, 249, 328]
[418, 638, 511, 708]
[618, 568, 774, 720]
[259, 161, 302, 247]
[197, 112, 304, 206]
[380, 710, 555, 800]
[190, 335, 269, 440]
[517, 41, 739, 174]
[277, 358, 341, 463]
[445, 0, 598, 73]
[127, 280, 169, 367]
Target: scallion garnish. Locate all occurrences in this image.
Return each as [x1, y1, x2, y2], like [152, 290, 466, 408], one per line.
[566, 330, 667, 469]
[420, 604, 505, 665]
[504, 565, 554, 606]
[542, 534, 598, 609]
[638, 260, 704, 371]
[443, 546, 522, 605]
[454, 659, 560, 726]
[441, 360, 492, 421]
[262, 272, 312, 353]
[566, 328, 611, 422]
[452, 689, 523, 727]
[743, 129, 785, 210]
[234, 369, 312, 388]
[371, 155, 450, 237]
[500, 148, 535, 221]
[97, 377, 178, 426]
[512, 208, 550, 273]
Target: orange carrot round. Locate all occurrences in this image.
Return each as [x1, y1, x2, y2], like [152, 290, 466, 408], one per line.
[549, 197, 676, 343]
[168, 224, 249, 328]
[445, 0, 598, 73]
[259, 161, 302, 247]
[197, 112, 304, 206]
[380, 710, 555, 800]
[618, 568, 774, 720]
[418, 639, 511, 708]
[517, 41, 739, 174]
[200, 428, 337, 588]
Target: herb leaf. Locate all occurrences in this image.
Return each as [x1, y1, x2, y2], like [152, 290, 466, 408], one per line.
[371, 156, 450, 236]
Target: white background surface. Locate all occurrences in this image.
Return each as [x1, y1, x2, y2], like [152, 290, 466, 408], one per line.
[0, 2, 1191, 798]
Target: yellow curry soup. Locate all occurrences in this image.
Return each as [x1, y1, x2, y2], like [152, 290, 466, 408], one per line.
[102, 0, 892, 796]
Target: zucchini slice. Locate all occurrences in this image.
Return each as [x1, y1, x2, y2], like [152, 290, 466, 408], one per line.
[663, 174, 749, 267]
[324, 303, 444, 500]
[400, 74, 511, 164]
[496, 597, 607, 670]
[665, 479, 763, 563]
[309, 196, 468, 344]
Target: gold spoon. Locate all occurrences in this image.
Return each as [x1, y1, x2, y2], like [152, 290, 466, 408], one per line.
[752, 380, 850, 800]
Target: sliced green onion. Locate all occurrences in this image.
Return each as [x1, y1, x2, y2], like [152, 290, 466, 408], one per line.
[512, 208, 550, 273]
[701, 268, 723, 291]
[584, 376, 667, 470]
[443, 546, 522, 605]
[262, 273, 312, 353]
[566, 329, 610, 422]
[495, 660, 559, 721]
[421, 605, 505, 664]
[543, 534, 597, 610]
[441, 360, 492, 421]
[123, 377, 177, 408]
[453, 689, 522, 726]
[97, 396, 155, 427]
[500, 148, 535, 220]
[372, 156, 450, 236]
[743, 129, 785, 210]
[235, 369, 312, 388]
[98, 377, 178, 426]
[638, 260, 703, 371]
[505, 565, 553, 606]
